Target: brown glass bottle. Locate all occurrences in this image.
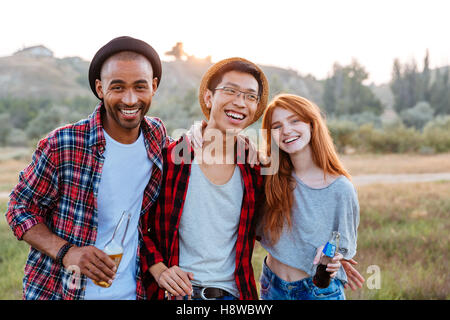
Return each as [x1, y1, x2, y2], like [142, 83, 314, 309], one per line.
[313, 231, 340, 288]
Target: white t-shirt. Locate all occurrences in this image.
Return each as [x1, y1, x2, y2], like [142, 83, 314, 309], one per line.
[84, 129, 152, 300]
[178, 157, 244, 298]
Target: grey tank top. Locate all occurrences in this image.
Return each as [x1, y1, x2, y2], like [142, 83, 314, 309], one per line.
[179, 158, 244, 298]
[259, 174, 360, 283]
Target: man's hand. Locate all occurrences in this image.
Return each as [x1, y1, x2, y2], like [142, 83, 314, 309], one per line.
[154, 264, 194, 297]
[21, 223, 117, 285]
[62, 245, 117, 285]
[342, 259, 365, 290]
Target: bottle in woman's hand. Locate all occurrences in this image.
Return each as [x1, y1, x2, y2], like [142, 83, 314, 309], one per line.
[313, 231, 340, 288]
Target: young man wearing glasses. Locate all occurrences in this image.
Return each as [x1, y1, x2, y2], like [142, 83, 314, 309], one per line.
[140, 57, 269, 300]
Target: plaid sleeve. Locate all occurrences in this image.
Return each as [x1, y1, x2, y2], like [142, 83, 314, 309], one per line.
[5, 137, 59, 240]
[140, 210, 165, 278]
[147, 116, 172, 149]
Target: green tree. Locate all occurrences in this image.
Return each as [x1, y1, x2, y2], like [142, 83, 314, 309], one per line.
[390, 50, 448, 115]
[323, 59, 383, 116]
[391, 58, 421, 113]
[421, 49, 431, 102]
[429, 67, 450, 115]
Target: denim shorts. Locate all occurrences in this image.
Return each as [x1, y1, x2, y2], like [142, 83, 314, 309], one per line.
[259, 257, 346, 300]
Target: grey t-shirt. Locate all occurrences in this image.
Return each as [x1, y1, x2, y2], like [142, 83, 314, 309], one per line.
[259, 174, 360, 283]
[178, 158, 244, 298]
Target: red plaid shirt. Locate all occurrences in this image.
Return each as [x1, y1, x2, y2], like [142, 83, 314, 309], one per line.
[140, 135, 264, 300]
[5, 103, 167, 300]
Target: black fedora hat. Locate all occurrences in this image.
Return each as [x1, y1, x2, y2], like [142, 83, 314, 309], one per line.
[88, 36, 162, 99]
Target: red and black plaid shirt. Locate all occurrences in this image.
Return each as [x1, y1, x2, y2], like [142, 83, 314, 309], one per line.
[140, 135, 264, 300]
[6, 103, 167, 300]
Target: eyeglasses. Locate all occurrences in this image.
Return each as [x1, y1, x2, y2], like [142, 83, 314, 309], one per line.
[214, 86, 259, 104]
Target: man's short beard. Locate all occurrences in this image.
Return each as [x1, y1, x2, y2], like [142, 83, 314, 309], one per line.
[115, 101, 146, 110]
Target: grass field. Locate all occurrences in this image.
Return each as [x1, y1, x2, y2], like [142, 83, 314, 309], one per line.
[252, 181, 450, 300]
[0, 201, 29, 300]
[1, 149, 449, 299]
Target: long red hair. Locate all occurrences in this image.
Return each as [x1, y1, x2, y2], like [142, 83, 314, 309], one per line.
[261, 94, 351, 245]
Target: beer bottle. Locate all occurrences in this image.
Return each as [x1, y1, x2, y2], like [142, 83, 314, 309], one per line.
[313, 231, 340, 288]
[93, 210, 132, 288]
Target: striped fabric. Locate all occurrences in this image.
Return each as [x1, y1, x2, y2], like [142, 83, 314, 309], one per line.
[6, 102, 167, 300]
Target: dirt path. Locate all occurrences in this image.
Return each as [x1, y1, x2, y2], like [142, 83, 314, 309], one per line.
[1, 172, 450, 200]
[352, 172, 450, 186]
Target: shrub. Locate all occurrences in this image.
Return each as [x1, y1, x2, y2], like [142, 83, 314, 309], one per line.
[327, 119, 358, 153]
[422, 116, 450, 152]
[5, 128, 28, 147]
[369, 123, 423, 153]
[400, 101, 434, 130]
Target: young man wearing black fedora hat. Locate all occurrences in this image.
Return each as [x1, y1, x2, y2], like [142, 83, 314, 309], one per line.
[6, 36, 168, 300]
[140, 57, 269, 300]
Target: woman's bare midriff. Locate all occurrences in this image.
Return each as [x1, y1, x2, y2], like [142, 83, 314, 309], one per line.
[266, 253, 309, 282]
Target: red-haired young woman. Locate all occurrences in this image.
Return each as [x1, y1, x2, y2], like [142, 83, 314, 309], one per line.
[258, 94, 362, 300]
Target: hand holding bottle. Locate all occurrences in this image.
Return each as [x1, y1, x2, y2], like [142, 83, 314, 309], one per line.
[312, 231, 343, 288]
[63, 245, 117, 285]
[313, 245, 343, 278]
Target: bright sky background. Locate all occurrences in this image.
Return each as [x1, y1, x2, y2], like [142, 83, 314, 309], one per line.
[2, 0, 449, 84]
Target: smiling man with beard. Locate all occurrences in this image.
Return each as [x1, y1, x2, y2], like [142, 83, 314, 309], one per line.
[5, 36, 168, 300]
[96, 50, 157, 144]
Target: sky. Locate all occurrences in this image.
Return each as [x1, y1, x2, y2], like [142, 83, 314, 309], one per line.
[2, 0, 449, 85]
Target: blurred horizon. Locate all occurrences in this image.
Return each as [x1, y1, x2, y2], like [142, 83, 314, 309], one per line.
[2, 0, 449, 85]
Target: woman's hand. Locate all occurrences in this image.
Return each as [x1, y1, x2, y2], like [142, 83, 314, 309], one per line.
[313, 245, 343, 278]
[236, 134, 261, 167]
[327, 253, 343, 278]
[185, 120, 264, 167]
[341, 259, 365, 290]
[186, 120, 207, 149]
